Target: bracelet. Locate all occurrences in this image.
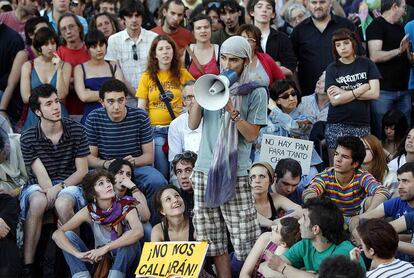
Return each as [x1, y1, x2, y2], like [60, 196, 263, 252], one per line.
[60, 182, 67, 189]
[231, 110, 241, 122]
[351, 90, 357, 99]
[281, 265, 287, 274]
[103, 160, 109, 169]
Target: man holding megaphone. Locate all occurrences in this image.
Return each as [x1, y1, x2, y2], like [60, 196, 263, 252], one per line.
[188, 36, 268, 277]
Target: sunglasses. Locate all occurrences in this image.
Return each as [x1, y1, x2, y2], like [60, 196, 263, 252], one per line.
[132, 44, 138, 61]
[207, 1, 220, 8]
[172, 151, 198, 165]
[278, 91, 298, 100]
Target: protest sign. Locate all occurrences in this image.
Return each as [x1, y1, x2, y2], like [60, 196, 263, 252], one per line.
[259, 134, 313, 174]
[135, 241, 208, 278]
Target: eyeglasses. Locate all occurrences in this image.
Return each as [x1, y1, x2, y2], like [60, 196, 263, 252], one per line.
[183, 95, 195, 101]
[207, 1, 220, 8]
[172, 151, 197, 165]
[278, 91, 298, 100]
[132, 44, 138, 61]
[70, 1, 79, 7]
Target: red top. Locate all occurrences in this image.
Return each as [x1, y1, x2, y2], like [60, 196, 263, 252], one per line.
[256, 51, 285, 86]
[151, 26, 193, 57]
[188, 50, 219, 79]
[57, 44, 90, 115]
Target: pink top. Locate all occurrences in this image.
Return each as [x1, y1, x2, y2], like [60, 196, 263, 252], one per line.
[253, 241, 278, 278]
[188, 50, 220, 80]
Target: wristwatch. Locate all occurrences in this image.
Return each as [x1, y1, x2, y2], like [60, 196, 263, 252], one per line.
[60, 182, 67, 189]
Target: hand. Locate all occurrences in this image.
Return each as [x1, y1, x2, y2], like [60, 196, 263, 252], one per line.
[52, 52, 62, 67]
[85, 245, 109, 263]
[123, 156, 135, 167]
[0, 187, 16, 197]
[268, 98, 277, 110]
[347, 13, 359, 24]
[121, 177, 136, 190]
[45, 185, 62, 209]
[265, 251, 286, 272]
[0, 218, 10, 238]
[349, 246, 362, 262]
[327, 85, 344, 99]
[224, 99, 236, 114]
[400, 34, 410, 54]
[297, 120, 311, 128]
[75, 251, 95, 264]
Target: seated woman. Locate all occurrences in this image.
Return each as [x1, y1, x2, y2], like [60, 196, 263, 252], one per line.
[52, 169, 143, 278]
[240, 217, 301, 278]
[388, 127, 414, 174]
[249, 161, 302, 233]
[381, 109, 408, 161]
[352, 219, 414, 276]
[108, 159, 152, 241]
[74, 30, 124, 124]
[151, 185, 194, 242]
[361, 134, 397, 197]
[20, 27, 71, 131]
[254, 79, 315, 160]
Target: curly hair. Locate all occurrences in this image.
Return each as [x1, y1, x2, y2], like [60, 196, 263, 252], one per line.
[82, 168, 115, 204]
[146, 35, 182, 87]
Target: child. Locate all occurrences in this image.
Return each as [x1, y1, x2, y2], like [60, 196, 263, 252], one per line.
[240, 217, 301, 277]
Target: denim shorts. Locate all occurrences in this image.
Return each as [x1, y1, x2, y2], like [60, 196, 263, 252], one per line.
[19, 181, 86, 219]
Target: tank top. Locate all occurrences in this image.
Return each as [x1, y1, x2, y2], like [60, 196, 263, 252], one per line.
[252, 241, 278, 278]
[80, 61, 116, 124]
[161, 218, 195, 241]
[260, 193, 278, 234]
[188, 48, 219, 80]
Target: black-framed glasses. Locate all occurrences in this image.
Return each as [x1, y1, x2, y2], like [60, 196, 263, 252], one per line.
[183, 95, 195, 101]
[207, 1, 220, 8]
[278, 91, 298, 100]
[132, 44, 138, 61]
[172, 151, 198, 165]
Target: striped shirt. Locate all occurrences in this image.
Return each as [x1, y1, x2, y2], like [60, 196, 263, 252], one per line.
[303, 168, 391, 217]
[367, 259, 414, 278]
[85, 106, 153, 160]
[20, 118, 90, 185]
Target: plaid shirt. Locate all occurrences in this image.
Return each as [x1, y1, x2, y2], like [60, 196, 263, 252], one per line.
[106, 28, 158, 90]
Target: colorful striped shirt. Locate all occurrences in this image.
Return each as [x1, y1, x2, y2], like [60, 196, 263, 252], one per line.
[303, 168, 390, 217]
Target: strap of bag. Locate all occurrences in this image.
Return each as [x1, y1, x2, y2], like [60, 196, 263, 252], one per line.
[155, 76, 176, 120]
[186, 45, 205, 75]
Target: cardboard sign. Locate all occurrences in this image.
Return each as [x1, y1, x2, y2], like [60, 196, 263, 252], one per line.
[259, 134, 313, 175]
[135, 241, 208, 278]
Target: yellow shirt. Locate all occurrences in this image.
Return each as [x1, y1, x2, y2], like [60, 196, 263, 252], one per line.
[136, 69, 194, 125]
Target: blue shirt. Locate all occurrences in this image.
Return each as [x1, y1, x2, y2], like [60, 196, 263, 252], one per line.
[47, 11, 88, 35]
[384, 197, 414, 219]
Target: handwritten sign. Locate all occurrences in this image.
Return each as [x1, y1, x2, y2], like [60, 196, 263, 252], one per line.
[259, 134, 313, 175]
[135, 241, 208, 278]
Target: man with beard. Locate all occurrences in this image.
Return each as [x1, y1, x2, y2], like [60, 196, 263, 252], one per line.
[211, 0, 243, 45]
[367, 0, 411, 137]
[350, 162, 414, 232]
[0, 0, 39, 40]
[152, 0, 192, 57]
[290, 0, 358, 95]
[19, 84, 89, 277]
[264, 197, 365, 277]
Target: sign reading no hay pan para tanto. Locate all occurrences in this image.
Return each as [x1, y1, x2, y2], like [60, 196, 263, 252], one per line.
[135, 241, 208, 278]
[260, 134, 313, 175]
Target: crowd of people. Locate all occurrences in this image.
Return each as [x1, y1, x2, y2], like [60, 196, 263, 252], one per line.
[1, 0, 414, 277]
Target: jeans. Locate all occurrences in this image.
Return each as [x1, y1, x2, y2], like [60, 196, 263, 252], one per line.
[153, 126, 170, 180]
[133, 166, 167, 225]
[63, 231, 141, 278]
[370, 90, 411, 138]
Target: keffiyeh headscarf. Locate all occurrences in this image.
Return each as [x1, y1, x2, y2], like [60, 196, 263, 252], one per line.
[205, 36, 260, 208]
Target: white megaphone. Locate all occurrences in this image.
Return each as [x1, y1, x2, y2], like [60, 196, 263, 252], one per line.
[194, 69, 238, 111]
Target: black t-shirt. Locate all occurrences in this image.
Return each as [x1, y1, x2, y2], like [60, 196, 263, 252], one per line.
[366, 17, 409, 91]
[325, 56, 381, 126]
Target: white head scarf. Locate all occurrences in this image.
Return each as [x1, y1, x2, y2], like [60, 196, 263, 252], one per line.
[219, 36, 253, 85]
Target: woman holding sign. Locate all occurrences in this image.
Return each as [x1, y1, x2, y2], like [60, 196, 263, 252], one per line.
[52, 169, 143, 278]
[325, 28, 380, 165]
